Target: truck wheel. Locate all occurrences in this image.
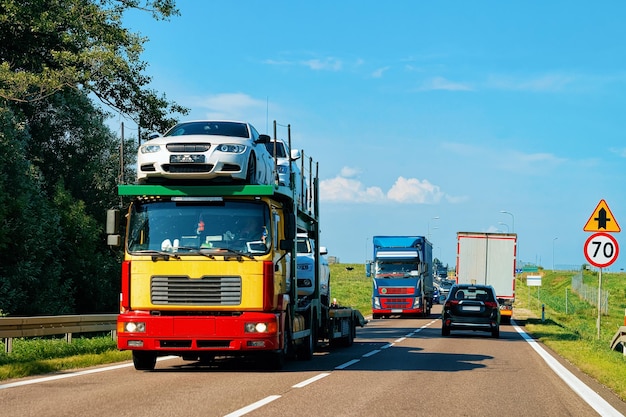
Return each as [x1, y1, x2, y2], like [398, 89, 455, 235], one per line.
[298, 316, 317, 361]
[132, 351, 157, 371]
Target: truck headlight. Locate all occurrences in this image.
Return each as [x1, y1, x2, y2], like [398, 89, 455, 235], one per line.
[373, 297, 381, 309]
[245, 322, 277, 333]
[121, 321, 146, 333]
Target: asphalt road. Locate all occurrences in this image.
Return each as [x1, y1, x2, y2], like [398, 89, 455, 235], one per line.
[2, 306, 625, 417]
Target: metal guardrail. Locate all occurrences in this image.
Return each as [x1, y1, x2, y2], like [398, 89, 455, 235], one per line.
[610, 326, 626, 355]
[0, 314, 118, 353]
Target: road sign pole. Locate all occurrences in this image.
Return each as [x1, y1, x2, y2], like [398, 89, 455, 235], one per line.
[597, 268, 603, 340]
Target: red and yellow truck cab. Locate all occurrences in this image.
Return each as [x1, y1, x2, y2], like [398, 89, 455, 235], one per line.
[111, 184, 303, 370]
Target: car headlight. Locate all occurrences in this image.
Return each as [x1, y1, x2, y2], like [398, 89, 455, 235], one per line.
[216, 144, 246, 153]
[140, 144, 161, 154]
[277, 165, 288, 174]
[297, 264, 311, 270]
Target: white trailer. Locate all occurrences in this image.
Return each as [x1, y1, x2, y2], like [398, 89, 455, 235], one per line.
[455, 232, 517, 323]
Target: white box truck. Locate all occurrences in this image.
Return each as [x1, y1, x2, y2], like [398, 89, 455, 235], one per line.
[455, 232, 517, 323]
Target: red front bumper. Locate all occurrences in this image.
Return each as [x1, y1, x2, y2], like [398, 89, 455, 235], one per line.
[117, 311, 282, 353]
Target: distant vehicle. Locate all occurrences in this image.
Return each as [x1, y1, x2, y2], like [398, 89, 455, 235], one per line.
[137, 120, 275, 185]
[436, 279, 455, 303]
[367, 236, 433, 318]
[296, 233, 330, 306]
[456, 232, 517, 323]
[441, 284, 501, 338]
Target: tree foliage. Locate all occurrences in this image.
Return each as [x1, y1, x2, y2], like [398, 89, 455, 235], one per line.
[0, 0, 187, 315]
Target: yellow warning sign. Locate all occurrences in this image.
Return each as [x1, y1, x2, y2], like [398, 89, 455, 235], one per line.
[583, 199, 621, 232]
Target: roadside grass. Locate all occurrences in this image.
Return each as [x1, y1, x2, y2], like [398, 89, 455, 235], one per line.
[2, 264, 625, 403]
[516, 269, 626, 401]
[0, 336, 131, 380]
[329, 263, 371, 315]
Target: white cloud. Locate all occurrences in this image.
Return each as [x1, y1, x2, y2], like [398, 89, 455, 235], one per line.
[610, 147, 626, 158]
[192, 93, 268, 121]
[371, 66, 390, 78]
[387, 177, 444, 204]
[340, 166, 361, 177]
[301, 58, 343, 71]
[320, 176, 385, 203]
[320, 169, 458, 204]
[418, 76, 473, 91]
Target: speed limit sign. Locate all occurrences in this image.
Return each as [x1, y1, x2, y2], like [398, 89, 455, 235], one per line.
[584, 232, 619, 268]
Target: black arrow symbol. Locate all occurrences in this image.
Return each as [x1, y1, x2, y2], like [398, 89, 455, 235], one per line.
[594, 208, 611, 229]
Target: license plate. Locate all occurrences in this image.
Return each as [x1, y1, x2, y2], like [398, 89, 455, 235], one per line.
[462, 306, 481, 312]
[170, 154, 205, 163]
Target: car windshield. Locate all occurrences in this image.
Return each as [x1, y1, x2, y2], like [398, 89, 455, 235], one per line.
[265, 141, 287, 158]
[127, 199, 271, 255]
[164, 121, 250, 138]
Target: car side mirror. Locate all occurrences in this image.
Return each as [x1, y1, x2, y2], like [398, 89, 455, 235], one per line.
[257, 134, 271, 144]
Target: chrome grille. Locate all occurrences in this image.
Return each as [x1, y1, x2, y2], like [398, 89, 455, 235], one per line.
[166, 143, 211, 152]
[151, 276, 241, 305]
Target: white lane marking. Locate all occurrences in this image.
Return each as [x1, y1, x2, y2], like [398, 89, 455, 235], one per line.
[223, 395, 282, 417]
[363, 349, 381, 358]
[335, 359, 360, 370]
[380, 343, 393, 349]
[394, 337, 406, 343]
[0, 355, 176, 390]
[512, 321, 624, 417]
[292, 373, 330, 388]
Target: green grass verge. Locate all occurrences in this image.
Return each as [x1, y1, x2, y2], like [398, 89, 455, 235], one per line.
[515, 269, 626, 401]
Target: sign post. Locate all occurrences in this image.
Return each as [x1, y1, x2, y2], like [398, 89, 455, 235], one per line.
[583, 200, 620, 340]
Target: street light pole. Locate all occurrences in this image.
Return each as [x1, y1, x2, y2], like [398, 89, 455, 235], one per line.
[500, 211, 515, 232]
[499, 222, 509, 233]
[428, 216, 440, 240]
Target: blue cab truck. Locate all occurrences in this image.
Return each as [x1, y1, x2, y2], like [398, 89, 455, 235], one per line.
[366, 236, 434, 319]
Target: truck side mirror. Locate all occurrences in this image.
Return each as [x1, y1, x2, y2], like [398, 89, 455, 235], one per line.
[365, 263, 371, 277]
[106, 209, 121, 247]
[106, 209, 120, 234]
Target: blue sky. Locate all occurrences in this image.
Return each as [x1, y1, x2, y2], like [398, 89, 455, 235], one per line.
[116, 1, 626, 270]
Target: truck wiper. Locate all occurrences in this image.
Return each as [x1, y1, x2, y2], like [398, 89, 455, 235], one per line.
[132, 250, 181, 261]
[210, 248, 255, 261]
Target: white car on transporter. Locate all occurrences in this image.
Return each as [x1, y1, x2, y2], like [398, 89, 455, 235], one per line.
[137, 120, 275, 185]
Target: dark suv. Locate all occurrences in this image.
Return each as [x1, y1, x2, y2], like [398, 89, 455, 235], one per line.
[441, 284, 501, 338]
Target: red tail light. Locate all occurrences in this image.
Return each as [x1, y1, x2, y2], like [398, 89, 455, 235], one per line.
[444, 300, 459, 308]
[263, 261, 274, 310]
[120, 260, 131, 313]
[484, 301, 498, 309]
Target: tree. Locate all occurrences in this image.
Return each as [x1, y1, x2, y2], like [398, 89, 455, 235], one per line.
[0, 0, 188, 314]
[0, 0, 188, 133]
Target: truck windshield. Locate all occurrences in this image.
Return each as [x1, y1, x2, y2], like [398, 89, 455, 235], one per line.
[375, 262, 417, 278]
[127, 200, 271, 255]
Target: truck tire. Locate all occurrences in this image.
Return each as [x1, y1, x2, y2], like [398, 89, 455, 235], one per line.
[132, 351, 157, 371]
[298, 315, 316, 361]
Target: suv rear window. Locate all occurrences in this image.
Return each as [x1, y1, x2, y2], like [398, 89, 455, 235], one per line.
[450, 286, 494, 301]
